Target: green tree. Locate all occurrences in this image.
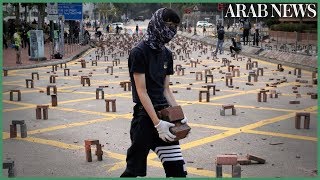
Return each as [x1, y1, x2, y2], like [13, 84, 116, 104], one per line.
[12, 3, 20, 27]
[95, 3, 118, 23]
[35, 3, 47, 29]
[21, 3, 37, 23]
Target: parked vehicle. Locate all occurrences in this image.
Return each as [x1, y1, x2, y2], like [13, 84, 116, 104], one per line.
[196, 21, 213, 28]
[133, 16, 144, 21]
[111, 22, 124, 30]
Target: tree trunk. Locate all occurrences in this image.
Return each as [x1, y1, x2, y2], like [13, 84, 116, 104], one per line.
[37, 4, 41, 29]
[37, 4, 45, 30]
[24, 5, 27, 22]
[15, 3, 20, 27]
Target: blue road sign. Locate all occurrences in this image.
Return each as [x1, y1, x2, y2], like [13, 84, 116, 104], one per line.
[58, 3, 83, 20]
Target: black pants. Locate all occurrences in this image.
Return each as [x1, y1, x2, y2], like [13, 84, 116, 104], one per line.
[26, 39, 30, 56]
[243, 29, 249, 45]
[3, 39, 8, 49]
[253, 38, 259, 46]
[121, 104, 187, 177]
[230, 46, 240, 53]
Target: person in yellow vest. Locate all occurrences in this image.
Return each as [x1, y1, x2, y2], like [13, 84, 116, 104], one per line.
[13, 30, 22, 64]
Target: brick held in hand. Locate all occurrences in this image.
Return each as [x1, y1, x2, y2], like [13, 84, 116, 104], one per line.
[158, 106, 191, 141]
[170, 121, 191, 141]
[158, 106, 185, 122]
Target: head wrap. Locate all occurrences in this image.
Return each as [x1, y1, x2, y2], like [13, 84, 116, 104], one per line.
[144, 8, 177, 50]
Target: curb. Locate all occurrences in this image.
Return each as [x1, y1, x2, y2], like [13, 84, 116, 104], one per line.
[177, 32, 317, 72]
[3, 46, 93, 71]
[240, 52, 316, 72]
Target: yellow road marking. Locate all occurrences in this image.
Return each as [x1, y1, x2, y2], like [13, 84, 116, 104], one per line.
[148, 105, 317, 162]
[244, 130, 318, 141]
[183, 101, 301, 113]
[108, 157, 231, 177]
[3, 133, 229, 177]
[3, 100, 40, 107]
[3, 49, 316, 177]
[28, 117, 113, 135]
[52, 106, 133, 119]
[3, 105, 35, 112]
[2, 91, 132, 113]
[240, 106, 317, 130]
[181, 129, 241, 150]
[108, 161, 127, 172]
[52, 106, 116, 117]
[58, 97, 96, 104]
[3, 97, 131, 118]
[3, 80, 25, 84]
[3, 89, 40, 95]
[2, 133, 10, 139]
[57, 81, 126, 90]
[188, 123, 234, 131]
[178, 86, 244, 93]
[208, 82, 296, 101]
[58, 90, 131, 97]
[253, 58, 313, 74]
[2, 83, 46, 91]
[3, 86, 311, 116]
[2, 135, 82, 150]
[187, 122, 317, 142]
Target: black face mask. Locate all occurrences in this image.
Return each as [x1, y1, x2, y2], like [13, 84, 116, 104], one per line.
[144, 8, 177, 50]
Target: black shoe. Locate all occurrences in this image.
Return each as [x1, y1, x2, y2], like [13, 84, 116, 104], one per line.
[120, 171, 137, 177]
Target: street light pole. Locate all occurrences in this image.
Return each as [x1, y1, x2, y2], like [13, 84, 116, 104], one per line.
[94, 3, 97, 29]
[193, 11, 197, 35]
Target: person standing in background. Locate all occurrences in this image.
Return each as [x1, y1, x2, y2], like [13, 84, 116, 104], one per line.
[215, 26, 225, 55]
[253, 29, 260, 47]
[13, 30, 22, 64]
[242, 18, 251, 45]
[136, 24, 139, 34]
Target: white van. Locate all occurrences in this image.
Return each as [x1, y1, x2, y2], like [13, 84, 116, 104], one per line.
[196, 21, 213, 28]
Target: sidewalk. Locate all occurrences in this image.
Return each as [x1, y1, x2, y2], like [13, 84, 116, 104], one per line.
[177, 31, 317, 71]
[2, 42, 91, 70]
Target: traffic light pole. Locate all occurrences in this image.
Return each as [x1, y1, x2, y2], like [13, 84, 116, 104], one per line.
[50, 20, 55, 58]
[218, 3, 224, 26]
[221, 10, 224, 26]
[193, 11, 197, 35]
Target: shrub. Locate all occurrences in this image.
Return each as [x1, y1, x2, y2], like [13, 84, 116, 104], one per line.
[270, 23, 315, 32]
[265, 18, 280, 27]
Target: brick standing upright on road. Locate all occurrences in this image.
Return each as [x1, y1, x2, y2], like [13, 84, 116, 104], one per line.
[121, 8, 189, 178]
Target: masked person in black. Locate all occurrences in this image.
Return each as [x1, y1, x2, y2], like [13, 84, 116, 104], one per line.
[230, 37, 241, 57]
[120, 8, 188, 178]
